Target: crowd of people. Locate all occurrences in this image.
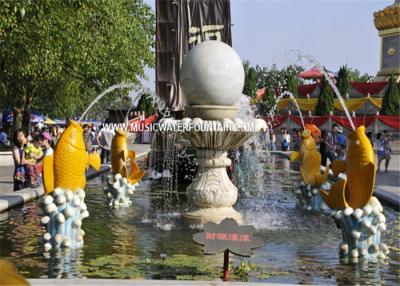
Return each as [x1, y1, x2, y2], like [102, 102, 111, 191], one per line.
[263, 124, 393, 172]
[11, 123, 116, 192]
[12, 129, 54, 191]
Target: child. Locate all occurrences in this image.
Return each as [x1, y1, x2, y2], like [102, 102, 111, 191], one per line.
[25, 134, 43, 188]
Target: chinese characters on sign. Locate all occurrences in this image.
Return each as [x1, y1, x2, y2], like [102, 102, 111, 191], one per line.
[189, 25, 225, 46]
[205, 232, 251, 242]
[193, 218, 264, 281]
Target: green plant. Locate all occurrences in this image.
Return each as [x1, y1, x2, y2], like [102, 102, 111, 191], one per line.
[233, 260, 257, 282]
[381, 74, 400, 115]
[337, 66, 350, 97]
[257, 87, 277, 116]
[314, 77, 334, 116]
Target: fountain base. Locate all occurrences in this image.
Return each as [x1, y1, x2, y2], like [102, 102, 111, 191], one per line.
[186, 105, 238, 120]
[105, 173, 136, 208]
[39, 188, 88, 251]
[183, 207, 242, 225]
[187, 150, 238, 208]
[330, 196, 389, 262]
[294, 181, 324, 212]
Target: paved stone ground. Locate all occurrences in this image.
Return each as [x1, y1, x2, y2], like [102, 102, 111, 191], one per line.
[28, 279, 291, 286]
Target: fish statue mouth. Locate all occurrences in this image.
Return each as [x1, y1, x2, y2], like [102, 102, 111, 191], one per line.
[301, 130, 312, 139]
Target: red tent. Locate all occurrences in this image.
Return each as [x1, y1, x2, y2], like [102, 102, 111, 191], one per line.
[350, 81, 388, 96]
[299, 67, 324, 79]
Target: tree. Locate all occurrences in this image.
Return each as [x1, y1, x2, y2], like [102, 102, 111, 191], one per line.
[243, 61, 259, 97]
[136, 93, 156, 117]
[0, 0, 154, 133]
[337, 66, 350, 97]
[347, 68, 371, 83]
[242, 61, 304, 98]
[381, 75, 400, 115]
[314, 77, 334, 116]
[287, 74, 299, 97]
[257, 87, 276, 116]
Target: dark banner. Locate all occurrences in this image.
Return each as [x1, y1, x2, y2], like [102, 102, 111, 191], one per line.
[156, 0, 232, 111]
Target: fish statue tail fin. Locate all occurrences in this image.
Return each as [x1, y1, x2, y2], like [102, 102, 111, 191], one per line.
[127, 150, 144, 185]
[87, 152, 101, 171]
[290, 151, 299, 162]
[319, 179, 349, 210]
[43, 155, 54, 194]
[331, 160, 345, 177]
[0, 259, 29, 286]
[348, 162, 376, 209]
[315, 163, 330, 186]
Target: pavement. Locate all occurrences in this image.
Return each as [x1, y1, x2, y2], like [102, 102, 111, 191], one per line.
[28, 280, 291, 286]
[0, 144, 150, 212]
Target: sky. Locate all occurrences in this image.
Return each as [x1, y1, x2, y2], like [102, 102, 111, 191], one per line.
[141, 0, 393, 91]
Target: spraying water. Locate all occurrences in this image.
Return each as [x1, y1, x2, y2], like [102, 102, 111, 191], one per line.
[79, 83, 137, 123]
[274, 49, 355, 130]
[282, 91, 305, 130]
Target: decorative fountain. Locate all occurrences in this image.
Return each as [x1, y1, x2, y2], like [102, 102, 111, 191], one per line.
[291, 129, 329, 212]
[105, 129, 145, 208]
[40, 120, 101, 251]
[319, 126, 389, 261]
[161, 40, 267, 224]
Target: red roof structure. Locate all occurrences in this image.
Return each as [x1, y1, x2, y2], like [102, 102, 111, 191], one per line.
[299, 66, 324, 79]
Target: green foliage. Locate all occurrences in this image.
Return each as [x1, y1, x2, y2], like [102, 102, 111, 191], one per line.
[337, 66, 350, 97]
[287, 74, 299, 97]
[78, 254, 222, 280]
[0, 0, 154, 130]
[314, 77, 334, 116]
[77, 254, 289, 282]
[243, 61, 303, 98]
[347, 67, 371, 83]
[381, 75, 400, 115]
[136, 93, 156, 117]
[257, 87, 276, 116]
[243, 61, 259, 97]
[233, 260, 257, 282]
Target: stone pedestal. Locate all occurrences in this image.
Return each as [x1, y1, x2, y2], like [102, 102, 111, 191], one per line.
[331, 197, 389, 262]
[294, 181, 324, 212]
[187, 150, 237, 208]
[39, 188, 88, 251]
[183, 150, 242, 224]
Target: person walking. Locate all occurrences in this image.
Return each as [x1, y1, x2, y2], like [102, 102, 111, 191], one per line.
[281, 128, 290, 151]
[270, 129, 276, 151]
[319, 129, 328, 167]
[325, 128, 336, 164]
[382, 131, 392, 172]
[97, 126, 114, 164]
[12, 129, 29, 191]
[292, 128, 300, 151]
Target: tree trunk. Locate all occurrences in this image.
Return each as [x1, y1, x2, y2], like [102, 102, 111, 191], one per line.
[12, 93, 32, 136]
[12, 107, 24, 133]
[22, 95, 32, 135]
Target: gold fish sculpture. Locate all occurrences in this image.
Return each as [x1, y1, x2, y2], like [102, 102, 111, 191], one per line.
[291, 130, 329, 187]
[43, 120, 101, 193]
[0, 259, 29, 285]
[111, 129, 144, 185]
[319, 126, 376, 209]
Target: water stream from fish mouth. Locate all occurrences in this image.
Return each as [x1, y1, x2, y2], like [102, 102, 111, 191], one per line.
[0, 155, 398, 284]
[272, 49, 356, 130]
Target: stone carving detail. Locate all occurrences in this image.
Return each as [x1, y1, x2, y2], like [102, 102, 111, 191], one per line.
[186, 150, 238, 208]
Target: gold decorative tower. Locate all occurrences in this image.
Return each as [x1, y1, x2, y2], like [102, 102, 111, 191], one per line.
[374, 0, 400, 79]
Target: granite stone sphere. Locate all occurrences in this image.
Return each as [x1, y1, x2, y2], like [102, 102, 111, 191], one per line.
[180, 40, 245, 106]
